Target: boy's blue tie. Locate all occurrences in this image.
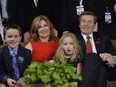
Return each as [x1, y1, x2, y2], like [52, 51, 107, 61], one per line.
[12, 52, 20, 81]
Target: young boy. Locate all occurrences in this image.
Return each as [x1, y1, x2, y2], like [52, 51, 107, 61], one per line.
[0, 24, 32, 87]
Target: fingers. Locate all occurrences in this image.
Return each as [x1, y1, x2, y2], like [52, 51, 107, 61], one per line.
[99, 53, 112, 61]
[99, 53, 115, 66]
[17, 77, 26, 87]
[7, 78, 18, 87]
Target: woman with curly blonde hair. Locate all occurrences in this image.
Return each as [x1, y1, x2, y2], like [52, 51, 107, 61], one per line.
[54, 32, 82, 74]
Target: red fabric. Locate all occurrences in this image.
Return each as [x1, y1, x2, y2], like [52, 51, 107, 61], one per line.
[30, 39, 59, 62]
[86, 36, 92, 54]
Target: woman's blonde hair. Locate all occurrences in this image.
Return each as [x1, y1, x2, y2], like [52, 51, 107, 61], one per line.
[54, 32, 82, 62]
[30, 15, 57, 42]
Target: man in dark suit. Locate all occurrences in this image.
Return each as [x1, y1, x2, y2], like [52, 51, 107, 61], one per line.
[0, 24, 32, 86]
[78, 11, 116, 87]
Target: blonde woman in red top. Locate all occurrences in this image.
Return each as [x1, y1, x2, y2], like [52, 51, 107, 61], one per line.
[25, 15, 59, 63]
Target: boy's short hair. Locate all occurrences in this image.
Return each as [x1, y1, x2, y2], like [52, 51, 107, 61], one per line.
[3, 24, 22, 37]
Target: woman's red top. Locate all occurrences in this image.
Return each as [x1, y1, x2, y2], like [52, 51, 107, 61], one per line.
[30, 39, 59, 62]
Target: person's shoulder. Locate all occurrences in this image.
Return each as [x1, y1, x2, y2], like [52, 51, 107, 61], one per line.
[18, 44, 31, 53]
[18, 45, 32, 61]
[75, 33, 82, 38]
[0, 45, 9, 56]
[0, 45, 8, 50]
[93, 32, 109, 38]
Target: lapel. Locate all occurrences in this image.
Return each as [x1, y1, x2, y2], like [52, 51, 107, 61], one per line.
[17, 45, 25, 69]
[78, 34, 86, 53]
[17, 45, 24, 58]
[93, 33, 101, 54]
[3, 46, 13, 71]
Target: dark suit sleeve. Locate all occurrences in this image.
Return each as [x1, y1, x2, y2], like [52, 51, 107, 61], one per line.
[0, 48, 10, 85]
[101, 34, 116, 55]
[16, 45, 32, 78]
[21, 49, 32, 77]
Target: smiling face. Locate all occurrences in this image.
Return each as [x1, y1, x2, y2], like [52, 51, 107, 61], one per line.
[4, 28, 21, 50]
[79, 15, 95, 36]
[37, 20, 50, 39]
[62, 37, 74, 58]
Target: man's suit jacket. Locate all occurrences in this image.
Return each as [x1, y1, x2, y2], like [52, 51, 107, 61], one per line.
[0, 44, 32, 85]
[77, 32, 116, 56]
[78, 32, 116, 87]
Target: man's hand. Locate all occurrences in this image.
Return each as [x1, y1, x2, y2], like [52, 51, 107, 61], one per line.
[99, 53, 112, 61]
[99, 53, 115, 67]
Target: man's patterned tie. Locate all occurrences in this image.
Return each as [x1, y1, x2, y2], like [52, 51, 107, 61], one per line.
[86, 36, 92, 54]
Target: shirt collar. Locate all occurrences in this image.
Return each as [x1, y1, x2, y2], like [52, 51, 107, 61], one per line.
[8, 46, 18, 56]
[81, 33, 93, 40]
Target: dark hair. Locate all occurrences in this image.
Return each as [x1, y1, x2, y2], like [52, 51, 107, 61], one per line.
[79, 11, 97, 24]
[3, 24, 22, 37]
